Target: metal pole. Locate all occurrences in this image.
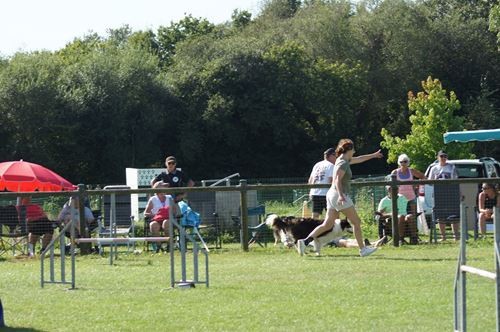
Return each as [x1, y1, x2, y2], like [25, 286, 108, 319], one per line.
[459, 203, 467, 331]
[239, 180, 249, 251]
[169, 196, 175, 288]
[193, 239, 199, 283]
[495, 206, 500, 332]
[110, 193, 116, 265]
[180, 223, 187, 282]
[390, 174, 399, 247]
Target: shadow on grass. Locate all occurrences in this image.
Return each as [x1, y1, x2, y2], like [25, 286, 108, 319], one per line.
[1, 327, 46, 331]
[307, 253, 457, 262]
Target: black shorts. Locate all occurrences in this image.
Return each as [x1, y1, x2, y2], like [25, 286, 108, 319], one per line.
[28, 219, 55, 236]
[311, 195, 327, 214]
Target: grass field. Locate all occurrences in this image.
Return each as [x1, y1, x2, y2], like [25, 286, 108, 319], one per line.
[0, 240, 498, 332]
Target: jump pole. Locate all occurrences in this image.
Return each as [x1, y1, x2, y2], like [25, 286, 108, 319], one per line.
[75, 237, 170, 244]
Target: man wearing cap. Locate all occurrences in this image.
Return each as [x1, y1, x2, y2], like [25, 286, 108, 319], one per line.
[428, 150, 458, 180]
[308, 148, 336, 219]
[428, 150, 459, 241]
[151, 156, 195, 189]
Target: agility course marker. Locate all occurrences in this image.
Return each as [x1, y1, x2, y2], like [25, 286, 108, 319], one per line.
[454, 205, 500, 332]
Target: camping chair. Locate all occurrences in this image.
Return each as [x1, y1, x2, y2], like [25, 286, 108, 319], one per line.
[431, 183, 461, 243]
[232, 205, 270, 247]
[97, 187, 135, 254]
[376, 212, 420, 245]
[0, 205, 27, 256]
[247, 205, 269, 247]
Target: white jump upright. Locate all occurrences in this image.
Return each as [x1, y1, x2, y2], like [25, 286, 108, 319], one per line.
[454, 205, 500, 332]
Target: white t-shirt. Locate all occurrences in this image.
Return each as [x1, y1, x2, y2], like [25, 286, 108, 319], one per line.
[146, 195, 172, 215]
[309, 159, 334, 196]
[428, 163, 458, 180]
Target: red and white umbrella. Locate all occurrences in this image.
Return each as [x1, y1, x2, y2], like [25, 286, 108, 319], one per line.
[0, 160, 76, 192]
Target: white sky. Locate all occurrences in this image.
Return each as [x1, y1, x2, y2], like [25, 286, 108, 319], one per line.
[0, 0, 262, 56]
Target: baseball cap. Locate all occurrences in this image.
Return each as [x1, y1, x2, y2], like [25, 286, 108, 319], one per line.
[437, 150, 447, 157]
[324, 148, 335, 157]
[165, 156, 176, 163]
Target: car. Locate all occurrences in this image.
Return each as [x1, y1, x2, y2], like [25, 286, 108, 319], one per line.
[418, 157, 500, 217]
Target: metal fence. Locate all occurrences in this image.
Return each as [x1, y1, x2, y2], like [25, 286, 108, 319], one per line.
[1, 177, 497, 255]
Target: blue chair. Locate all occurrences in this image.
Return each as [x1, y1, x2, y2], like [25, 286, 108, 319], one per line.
[247, 205, 269, 247]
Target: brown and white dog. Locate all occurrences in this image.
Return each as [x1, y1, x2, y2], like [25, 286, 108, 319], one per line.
[265, 214, 353, 255]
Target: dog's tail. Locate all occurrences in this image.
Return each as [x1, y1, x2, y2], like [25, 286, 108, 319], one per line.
[265, 213, 279, 228]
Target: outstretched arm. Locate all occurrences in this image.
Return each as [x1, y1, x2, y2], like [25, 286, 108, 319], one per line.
[351, 150, 384, 165]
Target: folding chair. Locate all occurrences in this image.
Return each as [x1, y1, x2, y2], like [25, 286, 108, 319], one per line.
[247, 205, 272, 247]
[98, 186, 135, 254]
[431, 183, 461, 242]
[0, 205, 27, 256]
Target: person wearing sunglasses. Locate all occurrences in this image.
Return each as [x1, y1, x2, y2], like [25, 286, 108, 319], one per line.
[478, 183, 499, 237]
[150, 156, 194, 189]
[428, 150, 459, 241]
[428, 150, 458, 180]
[390, 154, 425, 238]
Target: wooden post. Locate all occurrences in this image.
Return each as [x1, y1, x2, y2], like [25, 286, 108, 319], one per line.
[390, 173, 400, 247]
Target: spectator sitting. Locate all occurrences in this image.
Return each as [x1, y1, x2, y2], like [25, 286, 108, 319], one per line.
[144, 193, 183, 252]
[377, 186, 418, 245]
[17, 196, 53, 257]
[478, 183, 499, 237]
[58, 197, 95, 238]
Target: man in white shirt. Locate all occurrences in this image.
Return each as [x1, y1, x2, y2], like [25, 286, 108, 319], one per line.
[428, 150, 459, 241]
[308, 148, 336, 219]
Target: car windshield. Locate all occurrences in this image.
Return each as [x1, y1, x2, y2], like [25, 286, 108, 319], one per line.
[455, 164, 483, 178]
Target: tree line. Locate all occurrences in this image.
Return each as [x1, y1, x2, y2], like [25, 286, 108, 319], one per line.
[0, 0, 499, 185]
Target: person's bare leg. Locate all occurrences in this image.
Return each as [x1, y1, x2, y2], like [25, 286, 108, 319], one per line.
[41, 233, 52, 249]
[479, 213, 487, 236]
[306, 208, 339, 239]
[452, 223, 460, 240]
[150, 222, 161, 251]
[439, 223, 447, 240]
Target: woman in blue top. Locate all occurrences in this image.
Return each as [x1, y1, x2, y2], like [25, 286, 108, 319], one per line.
[297, 138, 384, 257]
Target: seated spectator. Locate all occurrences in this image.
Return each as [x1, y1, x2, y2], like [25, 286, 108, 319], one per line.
[17, 196, 53, 257]
[377, 186, 417, 245]
[58, 196, 95, 237]
[478, 183, 499, 237]
[144, 193, 183, 252]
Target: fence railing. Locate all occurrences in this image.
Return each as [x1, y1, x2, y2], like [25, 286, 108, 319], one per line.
[1, 177, 497, 253]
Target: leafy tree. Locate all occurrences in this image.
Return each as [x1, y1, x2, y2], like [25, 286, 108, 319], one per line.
[231, 9, 252, 29]
[490, 4, 500, 46]
[0, 52, 65, 170]
[260, 0, 302, 19]
[381, 77, 473, 171]
[156, 15, 216, 67]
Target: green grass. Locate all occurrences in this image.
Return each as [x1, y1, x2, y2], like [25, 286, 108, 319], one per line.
[0, 241, 498, 331]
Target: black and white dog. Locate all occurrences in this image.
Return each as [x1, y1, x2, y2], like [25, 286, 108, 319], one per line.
[265, 214, 353, 255]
